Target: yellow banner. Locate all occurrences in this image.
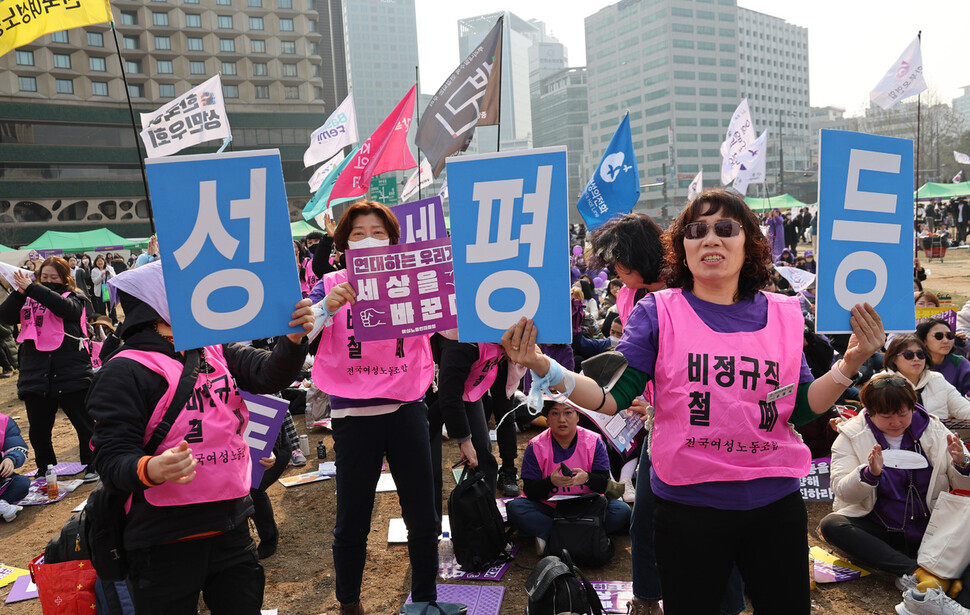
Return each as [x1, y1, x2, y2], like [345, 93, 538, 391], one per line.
[0, 0, 112, 58]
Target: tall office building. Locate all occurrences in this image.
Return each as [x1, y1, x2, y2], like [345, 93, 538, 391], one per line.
[0, 0, 326, 244]
[584, 0, 810, 212]
[738, 7, 810, 195]
[458, 11, 543, 151]
[532, 67, 588, 220]
[341, 0, 419, 138]
[313, 0, 348, 114]
[952, 85, 970, 131]
[808, 106, 846, 168]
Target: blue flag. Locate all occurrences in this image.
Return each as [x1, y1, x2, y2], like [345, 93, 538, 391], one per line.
[302, 144, 361, 220]
[576, 113, 640, 229]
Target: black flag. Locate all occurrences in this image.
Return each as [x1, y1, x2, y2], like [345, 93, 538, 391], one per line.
[416, 16, 503, 177]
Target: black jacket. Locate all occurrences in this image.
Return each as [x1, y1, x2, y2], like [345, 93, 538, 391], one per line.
[89, 328, 308, 549]
[0, 284, 92, 399]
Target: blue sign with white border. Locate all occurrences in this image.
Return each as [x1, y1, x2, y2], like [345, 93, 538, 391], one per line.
[446, 146, 570, 343]
[816, 129, 915, 333]
[146, 149, 302, 350]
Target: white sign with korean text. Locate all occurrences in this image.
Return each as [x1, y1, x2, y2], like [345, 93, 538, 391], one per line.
[139, 75, 231, 158]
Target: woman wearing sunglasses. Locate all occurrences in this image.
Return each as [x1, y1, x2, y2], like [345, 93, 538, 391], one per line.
[917, 318, 970, 397]
[819, 375, 970, 612]
[881, 335, 970, 420]
[501, 189, 886, 614]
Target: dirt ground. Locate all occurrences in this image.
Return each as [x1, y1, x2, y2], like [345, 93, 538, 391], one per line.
[2, 245, 969, 615]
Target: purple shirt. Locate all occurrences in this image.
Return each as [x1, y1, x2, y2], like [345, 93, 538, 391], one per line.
[616, 290, 814, 511]
[521, 434, 611, 481]
[932, 353, 970, 396]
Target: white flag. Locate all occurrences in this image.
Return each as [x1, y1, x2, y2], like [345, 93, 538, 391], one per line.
[400, 158, 434, 202]
[955, 151, 970, 165]
[304, 92, 359, 168]
[308, 151, 347, 193]
[687, 171, 703, 201]
[437, 179, 448, 201]
[869, 36, 927, 110]
[774, 265, 816, 293]
[720, 99, 756, 185]
[732, 131, 768, 196]
[139, 75, 230, 158]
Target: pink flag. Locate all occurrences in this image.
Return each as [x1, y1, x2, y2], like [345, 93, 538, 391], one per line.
[329, 86, 417, 205]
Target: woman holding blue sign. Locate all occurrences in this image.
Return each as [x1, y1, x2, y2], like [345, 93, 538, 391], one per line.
[501, 188, 887, 614]
[311, 200, 438, 615]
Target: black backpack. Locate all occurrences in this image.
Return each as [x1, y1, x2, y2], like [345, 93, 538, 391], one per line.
[546, 494, 614, 568]
[448, 466, 509, 572]
[525, 550, 603, 615]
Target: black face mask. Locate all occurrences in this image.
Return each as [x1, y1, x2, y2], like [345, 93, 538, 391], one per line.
[42, 282, 65, 292]
[307, 243, 318, 255]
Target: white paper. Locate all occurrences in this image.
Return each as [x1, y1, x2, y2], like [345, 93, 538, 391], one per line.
[389, 515, 450, 543]
[376, 473, 397, 493]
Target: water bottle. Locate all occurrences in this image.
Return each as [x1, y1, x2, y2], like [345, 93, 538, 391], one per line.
[45, 464, 58, 500]
[299, 434, 310, 457]
[316, 440, 327, 460]
[438, 532, 456, 579]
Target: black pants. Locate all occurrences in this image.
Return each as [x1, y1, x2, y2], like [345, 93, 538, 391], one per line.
[251, 436, 292, 544]
[127, 525, 264, 615]
[818, 513, 918, 577]
[23, 389, 93, 472]
[482, 360, 519, 468]
[654, 490, 810, 615]
[428, 397, 498, 522]
[332, 402, 438, 605]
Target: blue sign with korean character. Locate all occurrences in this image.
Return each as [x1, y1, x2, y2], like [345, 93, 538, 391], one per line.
[816, 130, 915, 333]
[446, 146, 570, 343]
[146, 149, 302, 350]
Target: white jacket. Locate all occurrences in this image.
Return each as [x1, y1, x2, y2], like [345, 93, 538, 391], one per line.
[830, 410, 970, 519]
[881, 369, 970, 420]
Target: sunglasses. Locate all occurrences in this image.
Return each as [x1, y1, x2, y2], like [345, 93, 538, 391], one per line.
[870, 376, 909, 389]
[931, 331, 956, 341]
[900, 350, 927, 361]
[684, 220, 743, 240]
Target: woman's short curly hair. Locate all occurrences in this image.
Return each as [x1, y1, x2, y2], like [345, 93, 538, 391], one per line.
[587, 212, 664, 286]
[661, 188, 772, 300]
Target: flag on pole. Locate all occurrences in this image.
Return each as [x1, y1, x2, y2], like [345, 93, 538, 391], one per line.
[400, 158, 434, 202]
[415, 16, 503, 177]
[869, 36, 927, 110]
[687, 171, 703, 201]
[327, 86, 417, 207]
[731, 131, 768, 196]
[774, 266, 816, 294]
[304, 92, 359, 168]
[0, 0, 111, 58]
[955, 151, 970, 165]
[139, 75, 231, 158]
[302, 144, 361, 221]
[576, 113, 640, 230]
[437, 180, 448, 201]
[308, 151, 347, 193]
[954, 170, 963, 183]
[720, 99, 756, 185]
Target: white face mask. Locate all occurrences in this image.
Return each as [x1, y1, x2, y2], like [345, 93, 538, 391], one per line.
[347, 237, 390, 250]
[610, 336, 621, 346]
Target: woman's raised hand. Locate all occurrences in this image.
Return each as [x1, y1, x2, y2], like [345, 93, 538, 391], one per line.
[501, 318, 548, 375]
[12, 270, 31, 294]
[286, 298, 315, 343]
[842, 303, 886, 373]
[324, 282, 356, 314]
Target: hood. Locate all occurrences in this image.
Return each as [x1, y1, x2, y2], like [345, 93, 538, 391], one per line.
[108, 261, 170, 340]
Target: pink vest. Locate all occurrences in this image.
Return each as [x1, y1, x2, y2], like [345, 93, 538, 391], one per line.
[650, 289, 810, 485]
[302, 258, 318, 297]
[462, 343, 504, 403]
[529, 426, 599, 503]
[616, 286, 638, 327]
[115, 346, 251, 507]
[311, 270, 434, 400]
[18, 291, 86, 351]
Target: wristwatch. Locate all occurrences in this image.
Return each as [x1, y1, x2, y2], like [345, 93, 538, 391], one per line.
[957, 454, 970, 469]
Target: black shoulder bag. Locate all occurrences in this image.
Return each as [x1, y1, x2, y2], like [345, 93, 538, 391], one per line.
[84, 349, 201, 582]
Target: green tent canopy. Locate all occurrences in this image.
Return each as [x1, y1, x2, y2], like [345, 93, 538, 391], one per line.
[744, 194, 810, 212]
[915, 181, 970, 201]
[0, 244, 13, 252]
[24, 228, 145, 253]
[290, 219, 323, 239]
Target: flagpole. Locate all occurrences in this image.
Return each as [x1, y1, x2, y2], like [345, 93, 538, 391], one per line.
[915, 31, 922, 204]
[414, 65, 424, 200]
[110, 21, 155, 235]
[495, 16, 504, 153]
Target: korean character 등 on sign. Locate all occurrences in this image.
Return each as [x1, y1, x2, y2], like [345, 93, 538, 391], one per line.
[145, 149, 302, 350]
[446, 147, 570, 343]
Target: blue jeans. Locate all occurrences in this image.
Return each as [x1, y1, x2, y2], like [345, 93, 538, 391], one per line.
[0, 474, 30, 504]
[506, 496, 631, 540]
[632, 446, 745, 614]
[332, 402, 438, 605]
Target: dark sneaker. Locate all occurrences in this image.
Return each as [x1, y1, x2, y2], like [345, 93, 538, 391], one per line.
[82, 470, 99, 483]
[497, 467, 520, 497]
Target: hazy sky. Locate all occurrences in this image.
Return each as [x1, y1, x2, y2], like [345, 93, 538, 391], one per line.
[413, 0, 968, 117]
